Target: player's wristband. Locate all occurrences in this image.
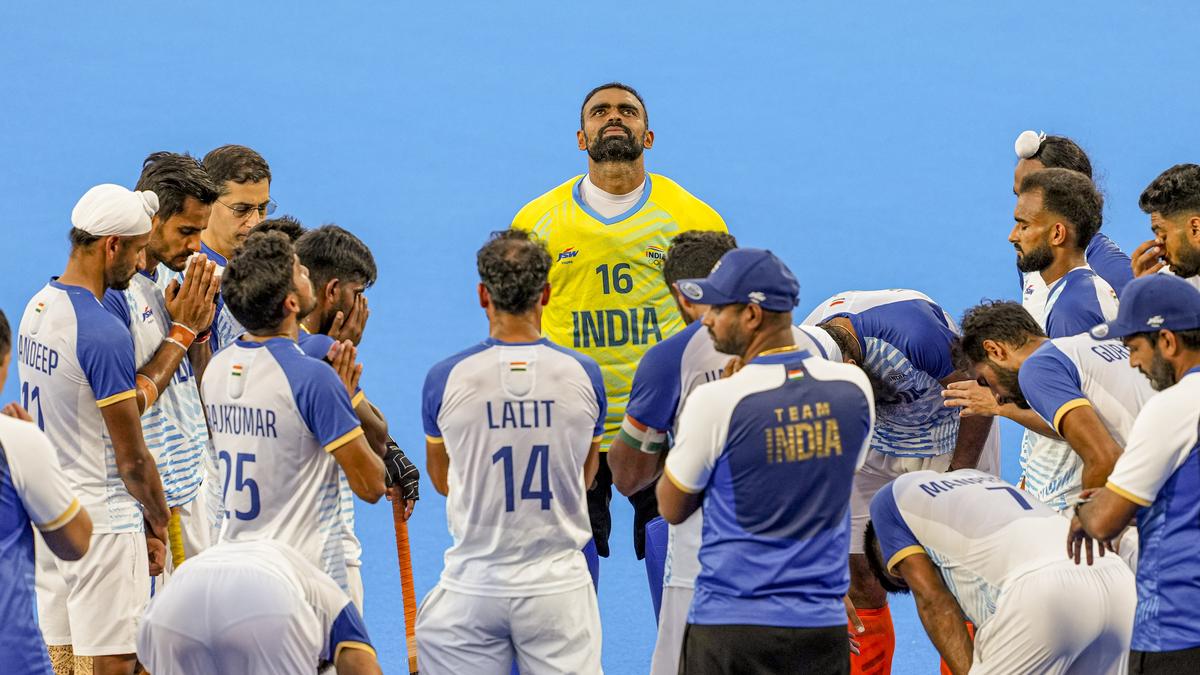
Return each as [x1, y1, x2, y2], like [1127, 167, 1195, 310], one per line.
[167, 322, 197, 351]
[136, 373, 159, 409]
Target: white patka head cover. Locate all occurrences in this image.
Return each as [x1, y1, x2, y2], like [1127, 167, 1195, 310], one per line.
[70, 184, 158, 237]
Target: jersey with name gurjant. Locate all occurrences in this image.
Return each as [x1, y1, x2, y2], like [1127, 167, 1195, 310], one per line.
[103, 272, 206, 508]
[802, 289, 960, 459]
[871, 469, 1068, 628]
[422, 337, 605, 596]
[1019, 233, 1132, 305]
[664, 353, 874, 628]
[512, 173, 726, 444]
[1105, 368, 1200, 652]
[298, 330, 365, 568]
[1016, 334, 1155, 510]
[204, 337, 364, 591]
[624, 322, 841, 590]
[17, 281, 143, 533]
[199, 242, 246, 352]
[0, 416, 80, 675]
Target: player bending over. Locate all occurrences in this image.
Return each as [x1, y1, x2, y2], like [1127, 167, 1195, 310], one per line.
[418, 230, 605, 674]
[137, 539, 380, 675]
[866, 470, 1134, 674]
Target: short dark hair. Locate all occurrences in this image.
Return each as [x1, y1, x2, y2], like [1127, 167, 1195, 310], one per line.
[1019, 168, 1103, 249]
[0, 308, 10, 357]
[580, 82, 648, 128]
[68, 227, 101, 249]
[662, 231, 738, 285]
[1027, 135, 1093, 178]
[863, 521, 910, 595]
[252, 215, 306, 242]
[955, 300, 1046, 370]
[477, 230, 552, 314]
[135, 151, 220, 222]
[1129, 328, 1200, 352]
[295, 224, 377, 290]
[202, 145, 271, 191]
[1138, 164, 1200, 219]
[222, 230, 295, 333]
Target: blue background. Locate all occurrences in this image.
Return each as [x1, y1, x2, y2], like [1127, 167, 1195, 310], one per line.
[3, 2, 1198, 672]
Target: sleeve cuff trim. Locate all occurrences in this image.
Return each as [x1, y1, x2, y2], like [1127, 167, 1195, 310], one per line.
[96, 390, 136, 408]
[886, 545, 926, 575]
[325, 427, 365, 453]
[37, 499, 81, 532]
[1105, 481, 1152, 508]
[1053, 398, 1092, 433]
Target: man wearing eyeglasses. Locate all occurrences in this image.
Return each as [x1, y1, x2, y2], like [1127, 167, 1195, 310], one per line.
[198, 144, 275, 356]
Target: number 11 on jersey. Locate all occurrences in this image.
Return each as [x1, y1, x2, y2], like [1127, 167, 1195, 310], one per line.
[492, 444, 554, 511]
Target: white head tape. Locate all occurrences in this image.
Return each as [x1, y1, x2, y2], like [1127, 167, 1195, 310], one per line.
[1014, 130, 1046, 160]
[70, 184, 158, 237]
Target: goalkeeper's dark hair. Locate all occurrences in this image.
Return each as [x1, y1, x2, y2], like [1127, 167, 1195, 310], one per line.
[663, 231, 738, 286]
[252, 215, 306, 242]
[222, 230, 296, 333]
[1139, 164, 1200, 219]
[1025, 134, 1093, 179]
[477, 230, 552, 314]
[581, 82, 648, 128]
[296, 224, 377, 290]
[1018, 168, 1104, 249]
[864, 521, 910, 595]
[954, 300, 1046, 371]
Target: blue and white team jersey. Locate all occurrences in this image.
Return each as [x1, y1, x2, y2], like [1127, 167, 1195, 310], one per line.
[1019, 233, 1132, 303]
[203, 337, 364, 591]
[17, 281, 144, 533]
[664, 351, 874, 627]
[199, 242, 246, 351]
[298, 329, 365, 568]
[1105, 367, 1200, 653]
[871, 470, 1069, 629]
[1022, 265, 1118, 338]
[102, 271, 206, 508]
[802, 289, 960, 459]
[625, 322, 840, 590]
[0, 416, 80, 675]
[422, 337, 605, 597]
[1016, 334, 1155, 510]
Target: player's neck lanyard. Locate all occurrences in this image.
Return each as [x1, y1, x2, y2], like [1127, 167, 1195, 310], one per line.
[757, 345, 802, 358]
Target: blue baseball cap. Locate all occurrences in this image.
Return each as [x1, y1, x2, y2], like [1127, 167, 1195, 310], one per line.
[1090, 274, 1200, 340]
[676, 248, 799, 312]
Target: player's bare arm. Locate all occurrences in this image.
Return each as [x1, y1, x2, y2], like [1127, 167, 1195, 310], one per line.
[656, 472, 701, 525]
[898, 553, 974, 675]
[331, 434, 386, 503]
[355, 398, 389, 458]
[137, 254, 219, 412]
[608, 430, 663, 496]
[942, 380, 1060, 439]
[102, 397, 170, 537]
[1074, 488, 1140, 548]
[335, 645, 383, 675]
[939, 372, 994, 471]
[425, 438, 449, 496]
[1058, 406, 1123, 490]
[584, 439, 601, 489]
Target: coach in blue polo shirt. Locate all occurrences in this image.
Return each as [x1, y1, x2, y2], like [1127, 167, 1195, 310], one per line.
[1071, 274, 1200, 675]
[656, 248, 875, 674]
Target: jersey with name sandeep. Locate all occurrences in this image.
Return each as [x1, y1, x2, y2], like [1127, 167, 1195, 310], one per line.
[664, 352, 874, 627]
[624, 322, 841, 591]
[802, 289, 961, 459]
[511, 173, 726, 441]
[423, 337, 605, 597]
[1105, 367, 1200, 653]
[203, 337, 364, 591]
[17, 281, 144, 533]
[871, 470, 1068, 628]
[103, 272, 207, 508]
[1017, 334, 1155, 510]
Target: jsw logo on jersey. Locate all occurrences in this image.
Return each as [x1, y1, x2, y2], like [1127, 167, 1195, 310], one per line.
[1024, 283, 1036, 298]
[141, 305, 154, 322]
[557, 247, 579, 264]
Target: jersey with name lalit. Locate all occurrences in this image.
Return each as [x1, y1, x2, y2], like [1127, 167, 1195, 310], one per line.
[1017, 334, 1155, 510]
[203, 338, 364, 591]
[802, 289, 960, 458]
[624, 322, 841, 590]
[17, 280, 143, 533]
[199, 242, 246, 352]
[423, 337, 606, 596]
[1105, 367, 1200, 653]
[664, 353, 874, 628]
[0, 416, 80, 675]
[871, 470, 1069, 628]
[103, 272, 206, 508]
[512, 173, 726, 443]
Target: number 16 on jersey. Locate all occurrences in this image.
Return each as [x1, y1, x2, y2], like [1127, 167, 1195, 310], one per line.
[491, 444, 553, 511]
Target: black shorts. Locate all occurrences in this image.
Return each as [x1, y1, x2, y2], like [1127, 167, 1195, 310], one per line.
[1130, 645, 1200, 674]
[586, 452, 659, 559]
[680, 623, 849, 675]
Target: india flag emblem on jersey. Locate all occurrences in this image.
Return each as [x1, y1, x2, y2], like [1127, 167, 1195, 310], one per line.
[231, 364, 244, 377]
[510, 361, 528, 372]
[34, 302, 45, 314]
[787, 368, 804, 381]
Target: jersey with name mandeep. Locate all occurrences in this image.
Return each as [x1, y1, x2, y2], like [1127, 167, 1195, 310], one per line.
[1105, 367, 1200, 653]
[17, 280, 143, 533]
[871, 470, 1068, 628]
[423, 337, 605, 596]
[203, 337, 363, 591]
[625, 322, 841, 591]
[103, 272, 207, 508]
[512, 173, 726, 443]
[665, 353, 874, 627]
[1017, 334, 1155, 510]
[802, 289, 960, 458]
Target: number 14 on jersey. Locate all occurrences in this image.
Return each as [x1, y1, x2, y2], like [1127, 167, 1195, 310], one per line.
[492, 445, 553, 511]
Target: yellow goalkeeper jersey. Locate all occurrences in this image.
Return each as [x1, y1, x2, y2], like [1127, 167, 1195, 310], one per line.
[512, 173, 727, 445]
